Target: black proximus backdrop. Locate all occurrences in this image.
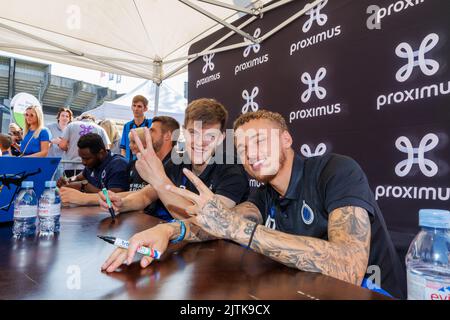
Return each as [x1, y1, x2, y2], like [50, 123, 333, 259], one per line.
[188, 0, 450, 244]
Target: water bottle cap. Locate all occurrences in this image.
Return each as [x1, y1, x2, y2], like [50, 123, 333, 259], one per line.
[45, 180, 57, 188]
[419, 209, 450, 229]
[21, 181, 34, 188]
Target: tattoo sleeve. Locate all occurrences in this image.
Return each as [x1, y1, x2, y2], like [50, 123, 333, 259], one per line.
[249, 206, 371, 285]
[182, 200, 263, 243]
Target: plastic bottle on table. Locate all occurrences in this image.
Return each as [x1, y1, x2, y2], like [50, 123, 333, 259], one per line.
[13, 181, 38, 238]
[38, 180, 61, 236]
[406, 209, 450, 300]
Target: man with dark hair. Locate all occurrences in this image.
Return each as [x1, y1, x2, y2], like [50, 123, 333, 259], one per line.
[151, 116, 180, 148]
[120, 95, 152, 160]
[0, 133, 12, 156]
[48, 107, 73, 157]
[99, 98, 249, 222]
[59, 113, 110, 178]
[57, 133, 128, 199]
[102, 109, 406, 299]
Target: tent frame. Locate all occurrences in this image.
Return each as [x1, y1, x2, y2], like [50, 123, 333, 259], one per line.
[2, 0, 325, 117]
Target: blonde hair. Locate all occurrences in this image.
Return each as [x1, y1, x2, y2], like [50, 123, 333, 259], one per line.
[233, 109, 289, 132]
[128, 127, 146, 147]
[99, 119, 120, 143]
[24, 105, 45, 138]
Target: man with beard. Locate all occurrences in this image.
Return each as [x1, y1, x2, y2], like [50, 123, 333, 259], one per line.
[101, 110, 406, 299]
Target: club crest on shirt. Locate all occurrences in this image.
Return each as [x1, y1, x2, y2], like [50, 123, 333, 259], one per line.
[301, 200, 314, 225]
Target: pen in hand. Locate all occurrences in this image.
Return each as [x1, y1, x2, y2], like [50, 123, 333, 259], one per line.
[101, 186, 116, 220]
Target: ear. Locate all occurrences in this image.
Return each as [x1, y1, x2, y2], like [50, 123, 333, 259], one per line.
[281, 130, 293, 149]
[217, 131, 225, 146]
[163, 131, 171, 141]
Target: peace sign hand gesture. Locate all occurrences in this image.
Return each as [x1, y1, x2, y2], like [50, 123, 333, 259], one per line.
[165, 168, 237, 240]
[132, 127, 167, 188]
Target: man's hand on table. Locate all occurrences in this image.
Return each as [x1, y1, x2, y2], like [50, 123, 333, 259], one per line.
[101, 224, 175, 272]
[98, 190, 123, 213]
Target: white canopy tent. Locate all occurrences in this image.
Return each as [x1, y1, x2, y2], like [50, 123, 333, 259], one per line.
[83, 80, 187, 125]
[0, 0, 324, 114]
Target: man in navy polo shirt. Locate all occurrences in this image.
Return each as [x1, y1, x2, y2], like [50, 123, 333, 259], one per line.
[58, 133, 128, 196]
[102, 110, 406, 300]
[120, 95, 152, 161]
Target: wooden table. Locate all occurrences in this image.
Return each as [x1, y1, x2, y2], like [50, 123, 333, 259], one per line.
[0, 206, 389, 300]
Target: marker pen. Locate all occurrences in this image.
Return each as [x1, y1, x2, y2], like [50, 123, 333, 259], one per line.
[97, 235, 161, 259]
[101, 188, 116, 220]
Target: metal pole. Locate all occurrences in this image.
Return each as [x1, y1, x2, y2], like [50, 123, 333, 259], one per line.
[154, 82, 160, 117]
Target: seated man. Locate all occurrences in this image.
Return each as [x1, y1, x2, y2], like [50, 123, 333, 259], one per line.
[98, 98, 249, 221]
[101, 110, 406, 300]
[0, 133, 12, 156]
[60, 117, 179, 206]
[57, 133, 128, 202]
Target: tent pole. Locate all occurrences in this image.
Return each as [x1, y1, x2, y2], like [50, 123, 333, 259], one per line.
[196, 0, 258, 15]
[178, 0, 257, 43]
[154, 83, 160, 117]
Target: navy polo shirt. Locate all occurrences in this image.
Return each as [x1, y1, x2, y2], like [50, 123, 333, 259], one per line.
[120, 118, 152, 160]
[146, 153, 250, 221]
[82, 151, 129, 191]
[248, 153, 406, 299]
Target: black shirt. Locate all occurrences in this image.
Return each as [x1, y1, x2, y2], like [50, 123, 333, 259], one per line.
[248, 153, 406, 299]
[127, 153, 172, 192]
[146, 154, 250, 221]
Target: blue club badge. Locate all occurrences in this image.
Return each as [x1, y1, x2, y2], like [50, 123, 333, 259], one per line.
[301, 200, 314, 225]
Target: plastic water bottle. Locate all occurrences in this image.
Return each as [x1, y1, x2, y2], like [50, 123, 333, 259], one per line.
[13, 181, 38, 237]
[38, 180, 61, 236]
[406, 209, 450, 300]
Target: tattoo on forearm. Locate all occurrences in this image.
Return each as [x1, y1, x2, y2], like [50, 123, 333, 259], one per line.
[184, 224, 216, 242]
[249, 206, 371, 285]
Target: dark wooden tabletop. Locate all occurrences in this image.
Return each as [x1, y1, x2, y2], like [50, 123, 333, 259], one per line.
[0, 206, 389, 300]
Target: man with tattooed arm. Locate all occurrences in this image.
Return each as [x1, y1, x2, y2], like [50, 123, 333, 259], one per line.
[101, 110, 405, 299]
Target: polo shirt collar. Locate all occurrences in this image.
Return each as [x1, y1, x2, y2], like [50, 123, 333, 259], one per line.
[94, 150, 113, 173]
[183, 156, 215, 181]
[271, 153, 304, 201]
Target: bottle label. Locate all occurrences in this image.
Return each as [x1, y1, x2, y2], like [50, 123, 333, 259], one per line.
[407, 270, 450, 300]
[14, 205, 38, 218]
[38, 204, 61, 217]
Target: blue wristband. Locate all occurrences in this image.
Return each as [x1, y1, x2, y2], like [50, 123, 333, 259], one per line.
[170, 219, 186, 244]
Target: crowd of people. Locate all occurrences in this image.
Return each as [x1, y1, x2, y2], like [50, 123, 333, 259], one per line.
[0, 95, 406, 299]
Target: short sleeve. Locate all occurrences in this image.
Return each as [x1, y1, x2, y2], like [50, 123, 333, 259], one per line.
[320, 155, 376, 217]
[105, 158, 129, 191]
[39, 128, 51, 142]
[247, 187, 269, 222]
[214, 164, 250, 204]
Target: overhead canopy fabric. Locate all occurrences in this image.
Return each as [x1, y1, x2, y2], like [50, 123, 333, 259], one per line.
[0, 0, 322, 82]
[0, 0, 282, 82]
[83, 80, 187, 125]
